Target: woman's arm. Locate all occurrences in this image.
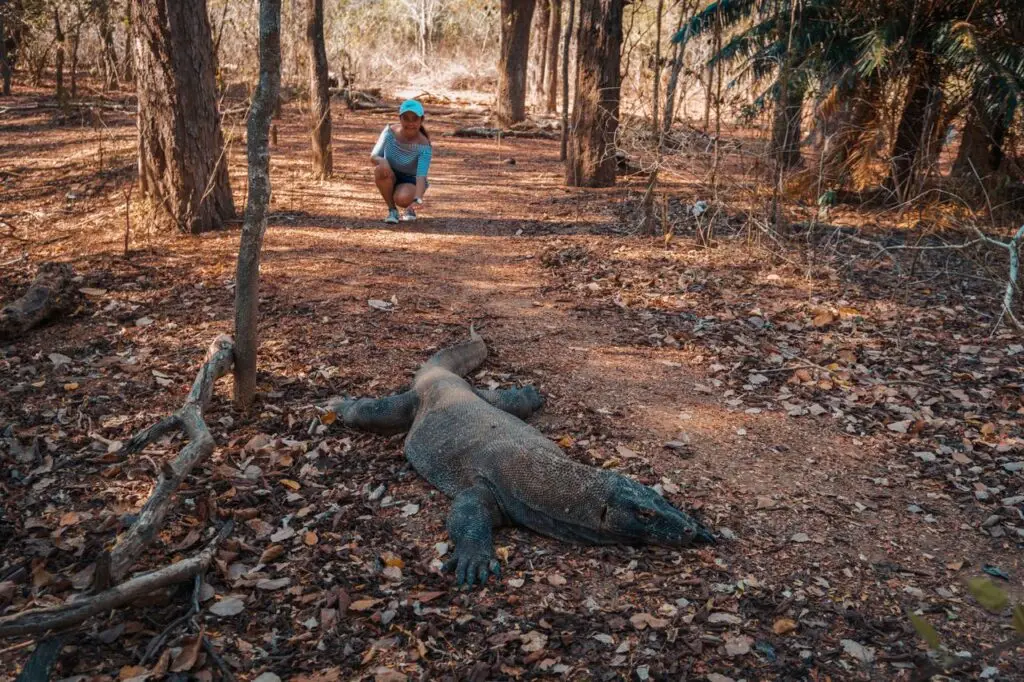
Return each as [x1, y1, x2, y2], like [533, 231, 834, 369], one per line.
[370, 126, 390, 166]
[414, 177, 426, 201]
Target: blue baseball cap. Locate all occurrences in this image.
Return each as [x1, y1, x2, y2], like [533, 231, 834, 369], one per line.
[398, 99, 425, 117]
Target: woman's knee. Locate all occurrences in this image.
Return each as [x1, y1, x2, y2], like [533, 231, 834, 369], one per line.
[374, 164, 394, 182]
[394, 185, 416, 207]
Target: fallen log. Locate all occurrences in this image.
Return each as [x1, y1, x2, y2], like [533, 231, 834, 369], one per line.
[106, 334, 235, 584]
[0, 263, 77, 341]
[0, 522, 233, 639]
[449, 126, 560, 140]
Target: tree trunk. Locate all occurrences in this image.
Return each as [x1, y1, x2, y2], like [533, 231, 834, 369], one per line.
[566, 0, 624, 187]
[133, 0, 235, 233]
[953, 81, 1014, 182]
[885, 56, 941, 201]
[771, 79, 804, 169]
[97, 1, 119, 90]
[544, 0, 561, 113]
[306, 0, 332, 179]
[0, 0, 11, 96]
[69, 17, 81, 99]
[661, 1, 687, 137]
[121, 2, 133, 84]
[54, 8, 65, 104]
[531, 0, 549, 106]
[559, 0, 574, 160]
[651, 0, 663, 132]
[497, 0, 536, 125]
[233, 0, 282, 408]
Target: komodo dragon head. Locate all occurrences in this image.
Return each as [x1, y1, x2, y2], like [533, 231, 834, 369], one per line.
[599, 473, 716, 546]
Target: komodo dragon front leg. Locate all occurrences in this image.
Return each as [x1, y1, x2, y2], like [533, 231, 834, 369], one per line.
[333, 385, 544, 434]
[329, 391, 419, 436]
[471, 385, 544, 420]
[443, 484, 506, 586]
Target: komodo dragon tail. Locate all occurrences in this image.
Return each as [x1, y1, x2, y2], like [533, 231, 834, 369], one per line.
[420, 325, 487, 377]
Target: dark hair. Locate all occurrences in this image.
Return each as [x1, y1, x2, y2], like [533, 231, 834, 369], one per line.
[420, 123, 431, 143]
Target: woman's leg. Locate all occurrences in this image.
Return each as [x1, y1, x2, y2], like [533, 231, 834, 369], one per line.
[394, 183, 417, 208]
[374, 164, 397, 209]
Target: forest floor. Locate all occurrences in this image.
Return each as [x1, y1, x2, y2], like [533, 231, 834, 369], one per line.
[1, 86, 1023, 682]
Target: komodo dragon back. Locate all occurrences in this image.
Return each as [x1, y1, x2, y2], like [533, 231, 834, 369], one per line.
[417, 324, 487, 378]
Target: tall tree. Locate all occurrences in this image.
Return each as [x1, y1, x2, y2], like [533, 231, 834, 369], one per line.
[497, 0, 536, 125]
[234, 0, 282, 408]
[559, 0, 574, 159]
[651, 0, 663, 131]
[530, 0, 549, 105]
[0, 0, 11, 96]
[133, 0, 235, 233]
[544, 0, 561, 113]
[566, 0, 624, 186]
[306, 0, 332, 178]
[953, 81, 1016, 182]
[661, 0, 689, 136]
[95, 0, 119, 90]
[53, 7, 65, 103]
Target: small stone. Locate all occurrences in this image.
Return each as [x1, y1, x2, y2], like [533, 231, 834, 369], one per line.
[976, 490, 991, 501]
[841, 639, 875, 664]
[1001, 461, 1024, 473]
[914, 451, 937, 463]
[907, 504, 923, 514]
[1001, 495, 1024, 506]
[982, 514, 1002, 528]
[707, 612, 742, 626]
[790, 532, 811, 543]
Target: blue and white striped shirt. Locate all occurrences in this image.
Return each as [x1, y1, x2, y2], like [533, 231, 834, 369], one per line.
[371, 125, 432, 178]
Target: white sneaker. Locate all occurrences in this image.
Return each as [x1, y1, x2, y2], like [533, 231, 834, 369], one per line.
[384, 208, 400, 224]
[402, 206, 417, 222]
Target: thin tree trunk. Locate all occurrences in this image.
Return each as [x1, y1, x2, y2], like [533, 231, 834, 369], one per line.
[69, 11, 82, 100]
[531, 0, 550, 106]
[134, 0, 235, 233]
[566, 0, 624, 187]
[661, 1, 688, 137]
[98, 1, 119, 90]
[0, 0, 11, 96]
[651, 0, 663, 131]
[559, 0, 574, 159]
[953, 81, 1014, 182]
[306, 0, 332, 178]
[121, 1, 133, 84]
[702, 46, 712, 132]
[497, 0, 536, 125]
[886, 56, 941, 201]
[544, 0, 561, 113]
[234, 0, 282, 408]
[54, 8, 65, 104]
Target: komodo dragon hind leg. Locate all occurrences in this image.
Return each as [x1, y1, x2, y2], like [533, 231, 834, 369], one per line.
[443, 485, 506, 587]
[329, 390, 419, 436]
[472, 385, 545, 420]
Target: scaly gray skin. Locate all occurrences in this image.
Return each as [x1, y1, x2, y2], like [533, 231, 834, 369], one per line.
[329, 328, 715, 586]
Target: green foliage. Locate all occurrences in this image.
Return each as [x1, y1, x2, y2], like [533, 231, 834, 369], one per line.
[908, 611, 942, 650]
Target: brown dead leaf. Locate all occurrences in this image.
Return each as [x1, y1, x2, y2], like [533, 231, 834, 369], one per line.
[290, 669, 341, 682]
[630, 613, 669, 630]
[320, 411, 337, 425]
[118, 665, 149, 681]
[349, 598, 383, 612]
[303, 531, 319, 546]
[170, 629, 203, 672]
[259, 544, 286, 564]
[557, 435, 574, 448]
[280, 479, 301, 491]
[773, 618, 797, 635]
[547, 573, 567, 586]
[812, 311, 835, 328]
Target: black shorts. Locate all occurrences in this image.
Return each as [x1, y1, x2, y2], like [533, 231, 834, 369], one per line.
[394, 171, 428, 189]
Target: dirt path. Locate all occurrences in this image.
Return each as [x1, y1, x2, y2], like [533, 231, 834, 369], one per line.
[1, 94, 1022, 681]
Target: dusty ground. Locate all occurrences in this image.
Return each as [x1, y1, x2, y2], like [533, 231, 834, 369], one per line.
[1, 87, 1023, 682]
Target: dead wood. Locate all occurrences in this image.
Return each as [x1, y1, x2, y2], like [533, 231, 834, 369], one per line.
[0, 522, 232, 638]
[106, 334, 235, 583]
[0, 263, 77, 341]
[450, 125, 559, 140]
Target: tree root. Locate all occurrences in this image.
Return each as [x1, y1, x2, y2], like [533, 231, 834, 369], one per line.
[0, 522, 233, 638]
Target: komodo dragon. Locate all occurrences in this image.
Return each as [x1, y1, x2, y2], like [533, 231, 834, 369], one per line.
[329, 328, 714, 586]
